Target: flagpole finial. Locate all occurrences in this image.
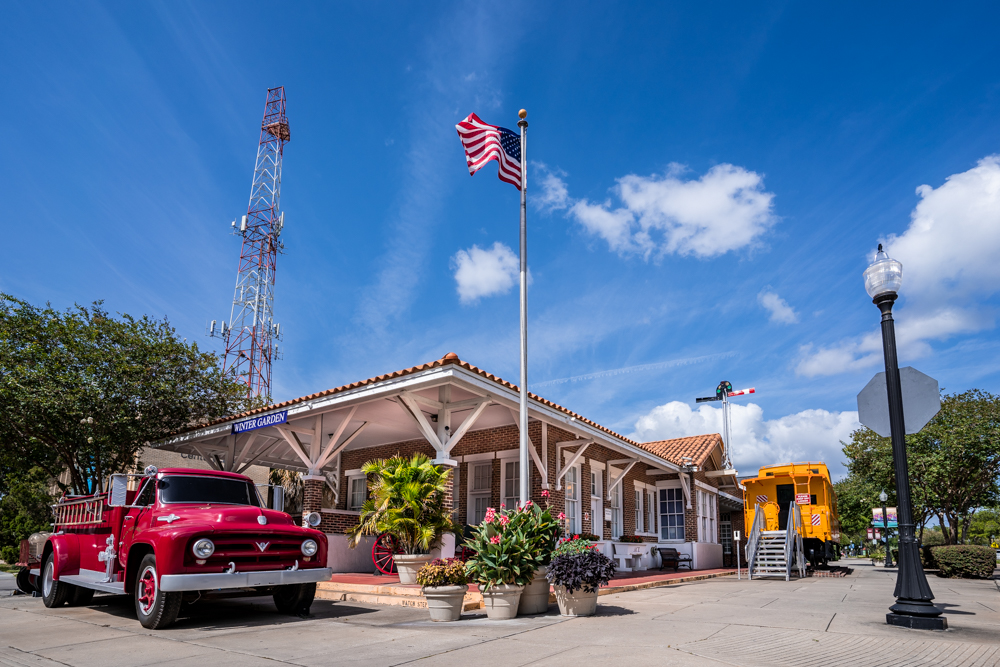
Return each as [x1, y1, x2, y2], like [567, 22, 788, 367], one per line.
[518, 109, 527, 119]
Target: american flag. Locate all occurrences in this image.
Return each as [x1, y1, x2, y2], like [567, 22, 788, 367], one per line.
[455, 113, 522, 190]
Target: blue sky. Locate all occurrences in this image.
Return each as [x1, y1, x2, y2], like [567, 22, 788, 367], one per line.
[5, 2, 1000, 477]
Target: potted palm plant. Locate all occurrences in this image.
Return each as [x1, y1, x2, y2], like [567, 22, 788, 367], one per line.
[464, 506, 536, 619]
[347, 453, 455, 584]
[546, 536, 616, 617]
[417, 558, 468, 621]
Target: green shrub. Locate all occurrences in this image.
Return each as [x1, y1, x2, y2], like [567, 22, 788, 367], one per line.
[416, 558, 467, 587]
[0, 545, 18, 564]
[931, 545, 997, 579]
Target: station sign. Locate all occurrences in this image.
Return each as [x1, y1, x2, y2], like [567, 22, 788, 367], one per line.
[232, 410, 288, 434]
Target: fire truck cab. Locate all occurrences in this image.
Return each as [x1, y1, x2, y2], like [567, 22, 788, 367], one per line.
[29, 467, 331, 629]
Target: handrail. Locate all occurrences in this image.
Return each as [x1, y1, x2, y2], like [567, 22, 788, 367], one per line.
[785, 502, 806, 580]
[746, 504, 765, 580]
[794, 504, 806, 578]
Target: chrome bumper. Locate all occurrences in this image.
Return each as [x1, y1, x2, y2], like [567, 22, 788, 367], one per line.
[159, 567, 332, 592]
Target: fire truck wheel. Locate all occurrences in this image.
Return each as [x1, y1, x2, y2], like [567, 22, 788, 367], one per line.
[15, 567, 35, 595]
[134, 554, 181, 629]
[272, 582, 316, 615]
[41, 554, 72, 607]
[69, 585, 95, 606]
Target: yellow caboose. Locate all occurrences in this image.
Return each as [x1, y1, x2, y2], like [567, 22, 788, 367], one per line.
[742, 462, 841, 566]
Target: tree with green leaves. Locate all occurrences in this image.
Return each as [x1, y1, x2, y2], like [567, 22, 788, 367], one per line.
[0, 294, 258, 495]
[347, 453, 455, 555]
[842, 389, 1000, 545]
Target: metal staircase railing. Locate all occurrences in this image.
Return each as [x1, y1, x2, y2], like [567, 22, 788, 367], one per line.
[784, 502, 806, 580]
[746, 504, 765, 580]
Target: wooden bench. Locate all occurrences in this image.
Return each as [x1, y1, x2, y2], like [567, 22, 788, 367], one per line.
[657, 547, 692, 572]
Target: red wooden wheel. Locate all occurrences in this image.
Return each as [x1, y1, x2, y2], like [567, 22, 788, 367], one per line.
[372, 532, 401, 575]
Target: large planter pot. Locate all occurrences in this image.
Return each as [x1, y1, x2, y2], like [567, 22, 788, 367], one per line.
[518, 566, 550, 615]
[553, 585, 599, 617]
[422, 584, 468, 622]
[478, 583, 523, 620]
[394, 554, 433, 585]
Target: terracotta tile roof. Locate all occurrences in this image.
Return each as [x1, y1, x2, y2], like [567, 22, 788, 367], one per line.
[178, 353, 646, 449]
[636, 433, 723, 468]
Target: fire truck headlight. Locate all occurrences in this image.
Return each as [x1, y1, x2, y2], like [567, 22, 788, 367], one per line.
[301, 539, 318, 557]
[192, 538, 215, 559]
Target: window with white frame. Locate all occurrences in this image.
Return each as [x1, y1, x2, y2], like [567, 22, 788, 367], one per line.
[609, 471, 622, 539]
[347, 474, 367, 512]
[502, 460, 519, 510]
[659, 486, 685, 541]
[646, 489, 656, 535]
[697, 489, 717, 543]
[590, 465, 603, 538]
[468, 462, 492, 525]
[565, 465, 581, 534]
[635, 489, 643, 534]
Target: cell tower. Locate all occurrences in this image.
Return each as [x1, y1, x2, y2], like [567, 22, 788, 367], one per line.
[210, 87, 289, 399]
[696, 381, 756, 470]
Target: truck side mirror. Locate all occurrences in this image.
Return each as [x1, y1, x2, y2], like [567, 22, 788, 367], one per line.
[109, 474, 128, 507]
[272, 486, 285, 513]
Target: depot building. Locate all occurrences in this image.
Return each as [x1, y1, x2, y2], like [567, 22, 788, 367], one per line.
[153, 353, 744, 572]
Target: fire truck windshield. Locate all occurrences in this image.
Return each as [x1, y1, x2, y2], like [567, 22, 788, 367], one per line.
[158, 475, 262, 507]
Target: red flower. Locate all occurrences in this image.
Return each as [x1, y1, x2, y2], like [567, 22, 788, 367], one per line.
[490, 536, 500, 544]
[558, 512, 566, 520]
[499, 514, 510, 526]
[541, 490, 550, 497]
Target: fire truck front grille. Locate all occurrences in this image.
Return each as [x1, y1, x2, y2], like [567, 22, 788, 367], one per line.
[189, 533, 308, 570]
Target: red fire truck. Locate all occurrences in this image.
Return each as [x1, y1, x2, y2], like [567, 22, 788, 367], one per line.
[25, 466, 331, 629]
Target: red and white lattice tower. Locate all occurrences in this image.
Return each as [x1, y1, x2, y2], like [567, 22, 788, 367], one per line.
[219, 87, 289, 399]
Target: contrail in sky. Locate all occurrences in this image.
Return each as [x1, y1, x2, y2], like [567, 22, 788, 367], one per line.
[532, 351, 738, 388]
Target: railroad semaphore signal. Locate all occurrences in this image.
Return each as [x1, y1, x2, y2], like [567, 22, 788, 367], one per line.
[696, 380, 756, 469]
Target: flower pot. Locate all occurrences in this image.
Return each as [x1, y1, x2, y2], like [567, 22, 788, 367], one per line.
[518, 566, 550, 615]
[393, 554, 433, 584]
[478, 583, 523, 620]
[553, 585, 599, 617]
[422, 584, 468, 622]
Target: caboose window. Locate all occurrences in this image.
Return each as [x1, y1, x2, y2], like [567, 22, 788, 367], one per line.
[659, 487, 684, 541]
[159, 475, 261, 506]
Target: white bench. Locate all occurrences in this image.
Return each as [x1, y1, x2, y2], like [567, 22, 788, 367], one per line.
[612, 543, 651, 572]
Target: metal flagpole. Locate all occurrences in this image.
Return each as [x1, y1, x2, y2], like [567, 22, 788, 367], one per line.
[518, 109, 529, 507]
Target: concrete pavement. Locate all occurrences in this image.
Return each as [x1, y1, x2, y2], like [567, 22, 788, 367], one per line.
[1, 560, 998, 666]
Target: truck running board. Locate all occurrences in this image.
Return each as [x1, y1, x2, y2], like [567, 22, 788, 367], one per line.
[60, 568, 126, 595]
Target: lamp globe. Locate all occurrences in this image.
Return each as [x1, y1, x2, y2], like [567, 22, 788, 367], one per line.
[863, 244, 903, 299]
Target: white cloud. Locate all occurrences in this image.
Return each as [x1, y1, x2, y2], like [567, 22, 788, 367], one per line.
[631, 401, 859, 476]
[797, 156, 1000, 376]
[539, 163, 776, 260]
[452, 242, 519, 304]
[758, 290, 798, 324]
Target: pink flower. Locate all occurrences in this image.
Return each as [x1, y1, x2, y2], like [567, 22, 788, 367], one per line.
[541, 490, 549, 497]
[499, 514, 510, 526]
[490, 536, 500, 544]
[524, 500, 533, 507]
[558, 512, 566, 520]
[500, 503, 506, 509]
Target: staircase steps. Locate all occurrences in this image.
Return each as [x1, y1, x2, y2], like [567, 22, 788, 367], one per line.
[750, 531, 792, 579]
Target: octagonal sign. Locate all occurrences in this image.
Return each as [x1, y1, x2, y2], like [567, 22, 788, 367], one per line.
[857, 366, 940, 437]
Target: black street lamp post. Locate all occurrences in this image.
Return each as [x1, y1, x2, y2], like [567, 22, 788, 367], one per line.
[879, 490, 893, 568]
[863, 245, 946, 630]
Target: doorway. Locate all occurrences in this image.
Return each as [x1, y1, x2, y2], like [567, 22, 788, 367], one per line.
[777, 484, 794, 530]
